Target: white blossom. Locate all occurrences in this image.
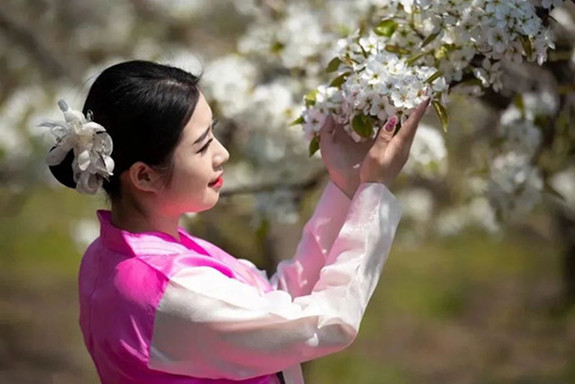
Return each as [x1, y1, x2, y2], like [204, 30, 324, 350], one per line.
[71, 218, 100, 251]
[239, 3, 330, 70]
[202, 55, 257, 117]
[0, 87, 41, 160]
[403, 123, 448, 177]
[397, 188, 434, 223]
[254, 189, 299, 225]
[488, 151, 543, 219]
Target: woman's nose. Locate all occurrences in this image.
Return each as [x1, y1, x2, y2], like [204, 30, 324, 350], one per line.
[215, 138, 230, 166]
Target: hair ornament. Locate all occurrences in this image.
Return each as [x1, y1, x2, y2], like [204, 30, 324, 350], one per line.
[41, 99, 114, 194]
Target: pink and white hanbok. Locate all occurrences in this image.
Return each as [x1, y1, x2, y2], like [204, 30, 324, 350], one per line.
[79, 182, 402, 384]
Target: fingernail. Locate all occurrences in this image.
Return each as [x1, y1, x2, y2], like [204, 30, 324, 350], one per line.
[384, 116, 398, 132]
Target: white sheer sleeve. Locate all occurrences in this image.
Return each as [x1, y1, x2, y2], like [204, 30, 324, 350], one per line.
[148, 183, 402, 381]
[270, 181, 352, 297]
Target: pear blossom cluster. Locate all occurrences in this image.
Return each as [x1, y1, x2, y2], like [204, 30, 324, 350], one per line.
[209, 0, 567, 226]
[0, 0, 569, 233]
[238, 2, 329, 71]
[302, 41, 442, 143]
[487, 91, 558, 219]
[403, 123, 448, 177]
[301, 0, 563, 147]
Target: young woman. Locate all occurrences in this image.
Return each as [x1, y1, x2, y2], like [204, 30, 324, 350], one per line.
[44, 60, 428, 384]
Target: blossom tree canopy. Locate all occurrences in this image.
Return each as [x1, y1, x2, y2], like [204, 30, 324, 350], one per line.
[0, 0, 574, 230]
[200, 0, 574, 226]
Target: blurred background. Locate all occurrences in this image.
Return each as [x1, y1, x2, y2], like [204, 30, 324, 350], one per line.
[1, 0, 574, 383]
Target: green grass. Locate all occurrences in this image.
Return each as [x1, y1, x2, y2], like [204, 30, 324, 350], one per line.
[0, 185, 573, 384]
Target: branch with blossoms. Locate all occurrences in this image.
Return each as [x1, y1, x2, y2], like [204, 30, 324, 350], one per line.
[200, 0, 574, 225]
[297, 0, 565, 156]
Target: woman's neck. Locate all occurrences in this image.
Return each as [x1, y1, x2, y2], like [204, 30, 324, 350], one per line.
[110, 197, 181, 242]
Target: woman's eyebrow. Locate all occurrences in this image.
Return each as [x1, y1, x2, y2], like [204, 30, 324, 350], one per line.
[193, 119, 214, 145]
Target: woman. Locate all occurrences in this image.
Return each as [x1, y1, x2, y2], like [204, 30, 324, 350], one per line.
[44, 60, 428, 384]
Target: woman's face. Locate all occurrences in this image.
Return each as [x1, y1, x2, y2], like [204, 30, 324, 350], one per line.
[158, 92, 229, 216]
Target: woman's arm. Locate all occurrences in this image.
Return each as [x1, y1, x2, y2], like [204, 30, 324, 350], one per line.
[147, 99, 428, 380]
[268, 103, 418, 298]
[148, 182, 401, 380]
[270, 181, 351, 297]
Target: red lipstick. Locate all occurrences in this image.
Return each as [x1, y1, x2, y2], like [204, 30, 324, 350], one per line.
[209, 175, 223, 189]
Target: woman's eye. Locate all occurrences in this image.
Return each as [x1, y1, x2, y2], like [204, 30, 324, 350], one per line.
[198, 138, 214, 153]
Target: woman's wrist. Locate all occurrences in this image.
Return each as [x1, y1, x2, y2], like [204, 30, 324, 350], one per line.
[359, 177, 392, 189]
[331, 177, 359, 200]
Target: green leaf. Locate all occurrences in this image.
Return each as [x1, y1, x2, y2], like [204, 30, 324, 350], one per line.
[271, 41, 285, 54]
[425, 70, 443, 84]
[352, 114, 374, 138]
[374, 19, 398, 37]
[384, 44, 411, 55]
[358, 41, 369, 58]
[342, 55, 355, 67]
[308, 135, 320, 157]
[326, 57, 343, 73]
[290, 115, 304, 126]
[456, 78, 483, 88]
[520, 35, 533, 58]
[432, 99, 449, 132]
[329, 72, 350, 88]
[304, 90, 319, 107]
[421, 30, 441, 48]
[406, 52, 426, 66]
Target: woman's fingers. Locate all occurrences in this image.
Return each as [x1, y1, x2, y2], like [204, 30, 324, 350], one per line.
[319, 115, 335, 141]
[359, 98, 430, 187]
[393, 98, 430, 148]
[370, 115, 398, 157]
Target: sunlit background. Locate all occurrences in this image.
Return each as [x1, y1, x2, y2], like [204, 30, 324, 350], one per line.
[1, 1, 575, 383]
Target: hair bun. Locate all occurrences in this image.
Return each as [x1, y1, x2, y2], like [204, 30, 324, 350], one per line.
[48, 148, 77, 189]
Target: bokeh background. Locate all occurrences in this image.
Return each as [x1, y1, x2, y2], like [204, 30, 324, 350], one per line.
[1, 1, 575, 383]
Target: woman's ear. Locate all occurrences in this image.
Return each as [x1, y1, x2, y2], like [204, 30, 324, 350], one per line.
[125, 161, 163, 193]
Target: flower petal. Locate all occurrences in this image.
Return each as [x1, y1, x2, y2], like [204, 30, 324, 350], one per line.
[103, 156, 115, 174]
[84, 121, 106, 133]
[64, 110, 86, 124]
[77, 172, 100, 195]
[77, 150, 91, 171]
[46, 99, 114, 194]
[50, 125, 71, 140]
[46, 146, 70, 166]
[100, 133, 113, 154]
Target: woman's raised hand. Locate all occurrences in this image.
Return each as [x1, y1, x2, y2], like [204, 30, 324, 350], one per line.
[319, 98, 430, 197]
[359, 98, 430, 188]
[319, 115, 374, 198]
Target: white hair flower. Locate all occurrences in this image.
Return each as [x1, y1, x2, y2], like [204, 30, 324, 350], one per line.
[41, 100, 114, 194]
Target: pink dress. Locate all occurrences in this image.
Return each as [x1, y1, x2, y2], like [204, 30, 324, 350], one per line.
[78, 183, 402, 384]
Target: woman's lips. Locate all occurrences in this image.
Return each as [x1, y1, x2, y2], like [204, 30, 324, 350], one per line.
[209, 175, 223, 189]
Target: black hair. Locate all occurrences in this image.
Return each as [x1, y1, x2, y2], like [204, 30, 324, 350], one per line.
[49, 60, 202, 200]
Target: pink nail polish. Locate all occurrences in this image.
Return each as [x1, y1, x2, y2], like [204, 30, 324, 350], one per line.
[385, 116, 398, 132]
